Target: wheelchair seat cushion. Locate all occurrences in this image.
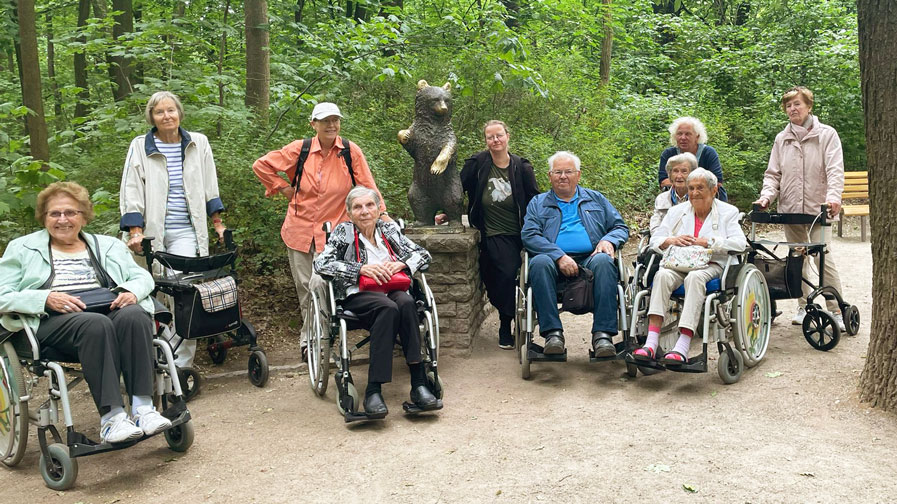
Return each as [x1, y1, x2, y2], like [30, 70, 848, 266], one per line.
[671, 278, 721, 297]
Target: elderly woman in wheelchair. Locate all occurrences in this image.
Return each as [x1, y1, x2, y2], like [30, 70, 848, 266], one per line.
[312, 186, 441, 421]
[0, 182, 192, 489]
[629, 168, 769, 382]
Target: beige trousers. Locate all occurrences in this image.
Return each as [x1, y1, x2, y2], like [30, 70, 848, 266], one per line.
[287, 244, 327, 346]
[648, 263, 724, 332]
[783, 224, 843, 312]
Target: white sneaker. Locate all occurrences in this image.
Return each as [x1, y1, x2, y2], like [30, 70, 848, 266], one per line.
[101, 412, 144, 444]
[791, 306, 807, 325]
[832, 313, 847, 333]
[133, 407, 172, 436]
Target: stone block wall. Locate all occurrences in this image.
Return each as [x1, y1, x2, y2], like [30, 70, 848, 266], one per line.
[404, 227, 489, 355]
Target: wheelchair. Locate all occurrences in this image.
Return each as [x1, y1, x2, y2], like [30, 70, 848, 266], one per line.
[0, 307, 194, 490]
[623, 226, 772, 384]
[141, 230, 269, 400]
[514, 248, 635, 380]
[747, 204, 860, 350]
[306, 222, 444, 423]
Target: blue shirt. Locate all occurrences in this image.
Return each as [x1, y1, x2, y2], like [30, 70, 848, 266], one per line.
[157, 140, 192, 230]
[555, 196, 593, 254]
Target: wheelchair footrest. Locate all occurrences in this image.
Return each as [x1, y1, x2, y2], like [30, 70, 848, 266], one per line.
[663, 354, 708, 374]
[68, 406, 192, 458]
[402, 399, 443, 414]
[623, 352, 666, 372]
[343, 411, 387, 423]
[527, 342, 567, 362]
[589, 340, 634, 363]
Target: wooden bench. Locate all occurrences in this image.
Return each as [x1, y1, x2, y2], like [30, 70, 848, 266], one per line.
[838, 170, 869, 241]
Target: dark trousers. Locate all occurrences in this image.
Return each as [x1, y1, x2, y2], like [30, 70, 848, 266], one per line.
[481, 234, 523, 319]
[35, 305, 155, 415]
[342, 290, 422, 384]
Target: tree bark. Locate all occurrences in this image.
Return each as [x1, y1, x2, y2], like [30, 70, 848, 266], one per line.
[74, 0, 91, 118]
[217, 0, 231, 136]
[46, 10, 63, 127]
[16, 0, 50, 164]
[599, 0, 613, 86]
[858, 0, 897, 411]
[110, 0, 134, 101]
[244, 0, 270, 116]
[294, 0, 305, 24]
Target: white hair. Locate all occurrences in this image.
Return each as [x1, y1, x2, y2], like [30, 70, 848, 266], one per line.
[547, 151, 581, 172]
[345, 186, 381, 213]
[668, 116, 708, 146]
[687, 167, 717, 189]
[666, 152, 698, 171]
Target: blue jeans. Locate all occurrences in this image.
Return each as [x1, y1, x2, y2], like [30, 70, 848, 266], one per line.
[529, 253, 619, 336]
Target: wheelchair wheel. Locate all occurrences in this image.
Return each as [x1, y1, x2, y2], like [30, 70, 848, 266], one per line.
[802, 306, 840, 351]
[336, 379, 359, 415]
[843, 305, 860, 336]
[307, 292, 330, 396]
[426, 369, 445, 400]
[248, 350, 269, 387]
[40, 443, 78, 491]
[207, 335, 228, 365]
[717, 347, 744, 385]
[514, 285, 525, 363]
[1, 341, 28, 467]
[165, 420, 195, 452]
[733, 264, 771, 367]
[177, 367, 202, 401]
[625, 362, 638, 378]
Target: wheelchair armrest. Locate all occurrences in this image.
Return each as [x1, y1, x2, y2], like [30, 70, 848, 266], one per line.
[0, 312, 40, 361]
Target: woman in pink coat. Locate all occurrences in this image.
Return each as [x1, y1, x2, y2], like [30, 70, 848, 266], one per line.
[754, 86, 846, 331]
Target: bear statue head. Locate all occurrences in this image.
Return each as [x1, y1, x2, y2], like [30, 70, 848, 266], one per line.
[414, 80, 452, 123]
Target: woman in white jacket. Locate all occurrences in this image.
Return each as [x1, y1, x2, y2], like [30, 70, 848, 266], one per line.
[119, 91, 226, 368]
[754, 86, 845, 330]
[633, 168, 746, 365]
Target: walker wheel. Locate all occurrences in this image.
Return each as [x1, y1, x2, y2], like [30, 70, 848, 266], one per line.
[802, 306, 840, 351]
[843, 305, 860, 336]
[248, 350, 269, 387]
[207, 335, 228, 365]
[177, 367, 202, 401]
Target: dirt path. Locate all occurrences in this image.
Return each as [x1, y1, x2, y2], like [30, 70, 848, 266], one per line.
[4, 228, 893, 503]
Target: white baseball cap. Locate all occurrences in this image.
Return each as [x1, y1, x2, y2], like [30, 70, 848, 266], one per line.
[310, 102, 343, 121]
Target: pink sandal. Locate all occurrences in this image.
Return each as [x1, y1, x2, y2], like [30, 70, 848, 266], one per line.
[632, 346, 656, 362]
[660, 350, 687, 366]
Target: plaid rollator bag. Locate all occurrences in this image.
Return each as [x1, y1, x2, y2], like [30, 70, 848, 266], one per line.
[172, 276, 241, 339]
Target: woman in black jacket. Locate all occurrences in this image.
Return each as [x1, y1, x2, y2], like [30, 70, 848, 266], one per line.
[460, 120, 540, 349]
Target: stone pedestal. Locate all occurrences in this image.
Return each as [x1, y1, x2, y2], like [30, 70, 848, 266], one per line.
[404, 227, 488, 355]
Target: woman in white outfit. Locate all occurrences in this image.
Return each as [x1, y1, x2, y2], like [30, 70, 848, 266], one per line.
[119, 91, 226, 368]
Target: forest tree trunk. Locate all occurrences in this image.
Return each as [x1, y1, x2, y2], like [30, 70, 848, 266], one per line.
[46, 10, 63, 127]
[599, 0, 612, 86]
[74, 0, 90, 118]
[857, 0, 897, 411]
[17, 0, 50, 164]
[245, 0, 270, 116]
[217, 0, 231, 136]
[110, 0, 134, 101]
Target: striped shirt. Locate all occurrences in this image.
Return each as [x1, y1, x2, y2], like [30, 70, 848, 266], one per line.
[50, 248, 101, 291]
[157, 140, 192, 230]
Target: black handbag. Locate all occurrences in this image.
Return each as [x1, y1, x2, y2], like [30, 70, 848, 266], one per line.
[49, 287, 118, 314]
[560, 267, 595, 315]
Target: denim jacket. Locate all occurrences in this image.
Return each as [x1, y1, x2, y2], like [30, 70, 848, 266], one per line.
[521, 186, 629, 261]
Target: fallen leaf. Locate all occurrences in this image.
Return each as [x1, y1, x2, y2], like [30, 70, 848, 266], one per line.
[496, 490, 502, 496]
[765, 371, 783, 378]
[710, 391, 718, 397]
[682, 484, 697, 493]
[645, 464, 671, 473]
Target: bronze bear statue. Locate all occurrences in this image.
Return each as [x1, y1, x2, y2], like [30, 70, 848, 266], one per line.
[398, 80, 463, 226]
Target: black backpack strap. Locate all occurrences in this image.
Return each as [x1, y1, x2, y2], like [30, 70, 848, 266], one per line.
[291, 138, 313, 189]
[340, 137, 356, 186]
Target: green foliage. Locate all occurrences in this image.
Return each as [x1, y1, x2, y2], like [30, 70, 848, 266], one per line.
[0, 0, 862, 269]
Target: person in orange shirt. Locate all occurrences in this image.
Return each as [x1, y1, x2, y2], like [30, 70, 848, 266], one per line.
[253, 103, 388, 359]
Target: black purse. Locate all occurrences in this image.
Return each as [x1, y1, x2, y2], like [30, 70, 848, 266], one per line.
[560, 267, 595, 315]
[49, 287, 118, 314]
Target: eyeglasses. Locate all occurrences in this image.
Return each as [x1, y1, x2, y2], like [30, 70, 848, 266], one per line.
[486, 134, 506, 142]
[550, 170, 578, 177]
[47, 210, 83, 219]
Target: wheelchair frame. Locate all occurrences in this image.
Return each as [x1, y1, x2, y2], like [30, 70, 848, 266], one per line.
[623, 225, 772, 384]
[747, 204, 861, 351]
[515, 248, 635, 380]
[141, 229, 269, 398]
[0, 313, 194, 490]
[306, 222, 443, 423]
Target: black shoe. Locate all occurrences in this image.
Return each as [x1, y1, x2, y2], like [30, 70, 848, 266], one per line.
[543, 330, 565, 355]
[498, 316, 514, 349]
[410, 385, 439, 410]
[592, 331, 616, 357]
[363, 392, 388, 417]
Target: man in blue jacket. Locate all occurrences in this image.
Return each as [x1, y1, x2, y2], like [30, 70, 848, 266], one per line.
[522, 151, 629, 357]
